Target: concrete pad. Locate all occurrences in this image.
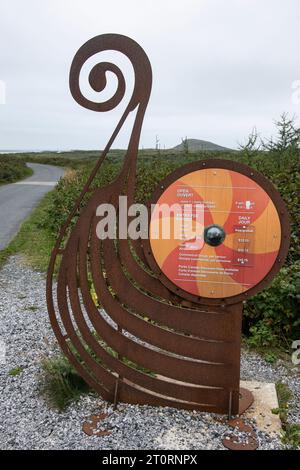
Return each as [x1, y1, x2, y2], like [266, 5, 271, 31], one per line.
[240, 380, 282, 437]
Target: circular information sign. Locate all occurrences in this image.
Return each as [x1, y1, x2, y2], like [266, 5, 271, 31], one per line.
[149, 164, 284, 299]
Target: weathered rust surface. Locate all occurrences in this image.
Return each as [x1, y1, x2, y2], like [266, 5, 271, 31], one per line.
[222, 418, 259, 451]
[239, 387, 255, 415]
[82, 413, 112, 437]
[46, 34, 290, 416]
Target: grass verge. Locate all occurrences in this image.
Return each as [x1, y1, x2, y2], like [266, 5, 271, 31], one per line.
[272, 382, 300, 449]
[41, 356, 91, 410]
[41, 335, 155, 410]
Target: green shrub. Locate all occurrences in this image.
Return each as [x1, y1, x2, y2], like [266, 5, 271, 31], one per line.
[264, 352, 278, 364]
[247, 322, 278, 348]
[272, 162, 300, 264]
[43, 163, 121, 237]
[0, 155, 33, 184]
[282, 424, 300, 450]
[244, 260, 300, 347]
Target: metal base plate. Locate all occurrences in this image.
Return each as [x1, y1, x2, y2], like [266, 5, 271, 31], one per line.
[222, 418, 258, 450]
[222, 387, 258, 450]
[82, 412, 112, 437]
[239, 387, 254, 415]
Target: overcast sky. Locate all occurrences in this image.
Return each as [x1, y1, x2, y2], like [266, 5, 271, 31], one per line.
[0, 0, 300, 151]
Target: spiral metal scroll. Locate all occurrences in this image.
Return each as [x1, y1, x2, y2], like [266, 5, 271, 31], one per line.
[47, 34, 255, 415]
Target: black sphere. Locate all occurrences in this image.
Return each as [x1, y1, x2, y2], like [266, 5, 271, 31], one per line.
[204, 224, 226, 247]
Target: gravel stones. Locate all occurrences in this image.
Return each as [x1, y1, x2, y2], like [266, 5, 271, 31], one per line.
[0, 255, 299, 450]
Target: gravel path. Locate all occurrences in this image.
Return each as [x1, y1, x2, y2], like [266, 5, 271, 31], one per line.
[0, 256, 299, 450]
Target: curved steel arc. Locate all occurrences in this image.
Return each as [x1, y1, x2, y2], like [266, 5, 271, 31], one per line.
[65, 233, 228, 407]
[46, 34, 262, 414]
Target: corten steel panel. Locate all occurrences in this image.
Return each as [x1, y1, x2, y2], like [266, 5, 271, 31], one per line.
[46, 34, 290, 416]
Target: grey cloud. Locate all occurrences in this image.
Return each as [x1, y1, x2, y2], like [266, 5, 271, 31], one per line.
[0, 0, 299, 151]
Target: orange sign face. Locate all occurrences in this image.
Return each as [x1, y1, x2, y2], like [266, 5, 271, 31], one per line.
[150, 168, 281, 299]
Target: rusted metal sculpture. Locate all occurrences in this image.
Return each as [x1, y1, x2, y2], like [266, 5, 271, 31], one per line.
[46, 34, 290, 418]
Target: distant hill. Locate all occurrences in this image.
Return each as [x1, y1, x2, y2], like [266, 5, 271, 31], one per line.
[171, 139, 231, 152]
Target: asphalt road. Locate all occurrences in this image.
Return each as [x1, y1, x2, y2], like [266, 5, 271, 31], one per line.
[0, 163, 65, 250]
